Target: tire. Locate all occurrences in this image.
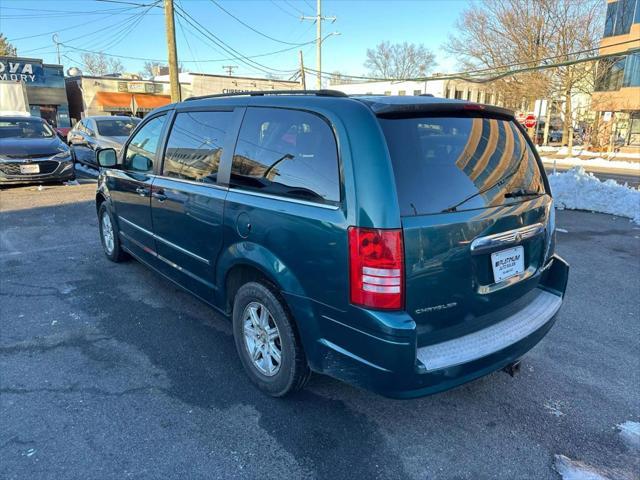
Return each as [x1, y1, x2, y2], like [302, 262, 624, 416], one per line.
[232, 281, 311, 397]
[98, 202, 127, 262]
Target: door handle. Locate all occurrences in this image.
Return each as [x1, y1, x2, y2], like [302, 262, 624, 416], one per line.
[152, 189, 167, 202]
[135, 186, 149, 196]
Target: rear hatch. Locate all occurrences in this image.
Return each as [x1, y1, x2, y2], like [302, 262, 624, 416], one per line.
[378, 108, 553, 346]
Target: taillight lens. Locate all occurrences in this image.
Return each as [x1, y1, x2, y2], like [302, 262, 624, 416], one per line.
[348, 227, 404, 310]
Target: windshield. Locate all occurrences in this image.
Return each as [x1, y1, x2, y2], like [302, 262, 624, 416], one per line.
[379, 115, 546, 216]
[96, 119, 139, 137]
[0, 119, 55, 139]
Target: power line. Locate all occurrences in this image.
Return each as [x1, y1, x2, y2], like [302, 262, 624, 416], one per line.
[176, 0, 202, 74]
[6, 3, 145, 41]
[208, 0, 311, 46]
[283, 0, 307, 16]
[93, 0, 158, 6]
[173, 4, 298, 74]
[268, 0, 301, 19]
[304, 37, 640, 83]
[308, 46, 640, 86]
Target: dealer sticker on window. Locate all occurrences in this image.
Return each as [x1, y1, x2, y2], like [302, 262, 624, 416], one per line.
[491, 246, 525, 283]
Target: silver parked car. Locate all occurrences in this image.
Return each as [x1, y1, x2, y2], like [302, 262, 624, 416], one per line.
[68, 116, 140, 167]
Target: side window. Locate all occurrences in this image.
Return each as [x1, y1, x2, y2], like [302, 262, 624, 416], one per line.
[162, 110, 231, 183]
[231, 108, 340, 204]
[85, 120, 95, 136]
[123, 115, 166, 173]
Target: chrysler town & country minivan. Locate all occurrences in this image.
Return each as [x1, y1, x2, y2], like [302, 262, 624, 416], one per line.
[95, 91, 569, 398]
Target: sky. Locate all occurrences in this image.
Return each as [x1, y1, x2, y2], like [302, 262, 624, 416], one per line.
[0, 0, 469, 83]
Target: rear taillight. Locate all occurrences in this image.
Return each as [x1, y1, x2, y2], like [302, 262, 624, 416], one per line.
[348, 227, 404, 310]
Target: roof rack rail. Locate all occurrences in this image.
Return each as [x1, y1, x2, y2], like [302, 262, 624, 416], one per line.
[185, 89, 348, 102]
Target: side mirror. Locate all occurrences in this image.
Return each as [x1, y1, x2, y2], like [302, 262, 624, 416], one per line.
[97, 148, 117, 168]
[131, 155, 152, 172]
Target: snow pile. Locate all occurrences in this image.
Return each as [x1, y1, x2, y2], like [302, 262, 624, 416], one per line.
[537, 145, 640, 159]
[537, 145, 560, 153]
[541, 156, 640, 172]
[74, 163, 99, 178]
[549, 167, 640, 224]
[554, 455, 611, 480]
[617, 421, 640, 449]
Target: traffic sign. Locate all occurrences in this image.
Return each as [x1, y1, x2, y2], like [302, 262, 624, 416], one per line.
[524, 114, 536, 129]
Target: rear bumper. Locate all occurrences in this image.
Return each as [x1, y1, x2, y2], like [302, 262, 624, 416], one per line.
[0, 161, 74, 185]
[286, 254, 569, 398]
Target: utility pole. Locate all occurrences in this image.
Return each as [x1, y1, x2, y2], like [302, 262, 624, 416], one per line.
[301, 0, 335, 89]
[52, 34, 61, 65]
[222, 65, 238, 76]
[298, 50, 306, 90]
[164, 0, 181, 102]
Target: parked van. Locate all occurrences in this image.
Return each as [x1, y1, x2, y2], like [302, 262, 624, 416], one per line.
[95, 91, 569, 398]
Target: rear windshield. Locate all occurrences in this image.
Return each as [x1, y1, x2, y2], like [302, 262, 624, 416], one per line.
[96, 119, 139, 137]
[379, 116, 546, 216]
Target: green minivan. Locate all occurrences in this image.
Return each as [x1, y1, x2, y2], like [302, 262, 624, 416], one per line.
[95, 91, 569, 398]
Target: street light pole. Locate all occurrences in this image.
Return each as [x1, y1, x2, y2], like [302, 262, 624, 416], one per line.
[164, 0, 181, 102]
[301, 0, 335, 90]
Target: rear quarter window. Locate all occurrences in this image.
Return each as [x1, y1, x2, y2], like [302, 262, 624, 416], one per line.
[230, 107, 340, 205]
[379, 115, 545, 216]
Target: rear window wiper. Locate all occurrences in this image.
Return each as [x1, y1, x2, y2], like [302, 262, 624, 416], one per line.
[440, 149, 527, 213]
[504, 189, 542, 198]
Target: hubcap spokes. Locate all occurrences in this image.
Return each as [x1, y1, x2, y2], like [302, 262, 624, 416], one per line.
[101, 213, 114, 254]
[242, 301, 282, 376]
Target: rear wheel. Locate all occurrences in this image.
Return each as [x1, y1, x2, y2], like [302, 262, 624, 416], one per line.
[232, 281, 310, 397]
[98, 202, 127, 262]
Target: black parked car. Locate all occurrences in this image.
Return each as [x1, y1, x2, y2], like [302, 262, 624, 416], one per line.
[0, 116, 75, 186]
[68, 116, 140, 167]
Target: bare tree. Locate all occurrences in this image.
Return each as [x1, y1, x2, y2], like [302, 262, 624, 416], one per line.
[329, 71, 353, 85]
[0, 33, 17, 56]
[446, 0, 602, 145]
[81, 52, 125, 76]
[364, 41, 436, 79]
[141, 61, 163, 78]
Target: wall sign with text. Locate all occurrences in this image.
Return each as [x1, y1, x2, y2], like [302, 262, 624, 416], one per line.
[0, 58, 44, 83]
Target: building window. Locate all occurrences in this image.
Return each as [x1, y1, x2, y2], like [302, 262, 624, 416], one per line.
[413, 89, 421, 96]
[628, 112, 640, 146]
[605, 0, 637, 37]
[596, 56, 626, 91]
[615, 0, 635, 35]
[384, 91, 391, 96]
[604, 1, 617, 37]
[446, 88, 452, 98]
[623, 53, 640, 87]
[398, 90, 406, 96]
[454, 90, 464, 99]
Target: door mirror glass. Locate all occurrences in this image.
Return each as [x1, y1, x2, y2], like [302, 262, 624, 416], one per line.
[97, 148, 117, 168]
[131, 154, 152, 172]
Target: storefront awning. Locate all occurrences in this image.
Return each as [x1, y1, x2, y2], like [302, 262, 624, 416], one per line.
[95, 92, 133, 112]
[133, 94, 171, 112]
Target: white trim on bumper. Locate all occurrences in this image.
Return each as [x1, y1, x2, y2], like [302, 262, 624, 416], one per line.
[416, 290, 562, 372]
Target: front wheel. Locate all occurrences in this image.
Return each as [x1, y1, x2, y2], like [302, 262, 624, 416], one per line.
[98, 202, 127, 262]
[232, 282, 310, 397]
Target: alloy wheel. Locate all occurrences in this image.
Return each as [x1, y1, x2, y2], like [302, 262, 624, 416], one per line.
[242, 301, 282, 376]
[101, 212, 115, 255]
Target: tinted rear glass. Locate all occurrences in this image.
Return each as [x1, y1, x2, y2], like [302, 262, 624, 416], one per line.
[96, 119, 139, 137]
[231, 107, 340, 204]
[379, 116, 545, 216]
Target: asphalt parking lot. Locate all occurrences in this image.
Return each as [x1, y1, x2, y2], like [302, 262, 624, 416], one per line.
[1, 175, 638, 480]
